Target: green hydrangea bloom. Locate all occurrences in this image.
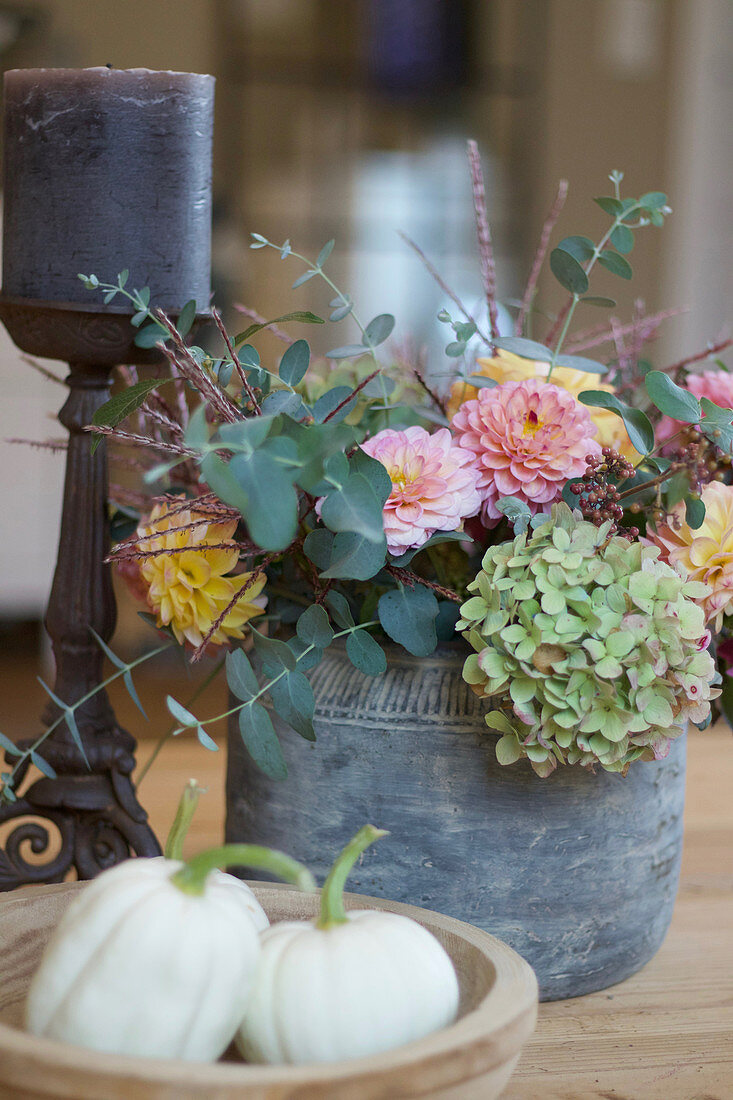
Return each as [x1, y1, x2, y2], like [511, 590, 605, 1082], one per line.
[458, 504, 719, 777]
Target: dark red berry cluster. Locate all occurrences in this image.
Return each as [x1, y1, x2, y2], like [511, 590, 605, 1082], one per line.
[668, 427, 728, 495]
[569, 448, 640, 539]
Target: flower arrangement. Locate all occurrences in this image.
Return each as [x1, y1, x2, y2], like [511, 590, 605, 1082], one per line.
[6, 148, 731, 801]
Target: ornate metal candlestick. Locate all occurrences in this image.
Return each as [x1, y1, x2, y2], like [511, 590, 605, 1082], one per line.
[0, 66, 214, 889]
[0, 300, 168, 888]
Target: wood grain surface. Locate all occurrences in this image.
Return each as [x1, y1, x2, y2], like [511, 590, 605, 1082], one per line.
[137, 721, 733, 1100]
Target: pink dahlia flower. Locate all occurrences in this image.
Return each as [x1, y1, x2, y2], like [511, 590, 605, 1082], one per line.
[657, 370, 733, 443]
[450, 379, 601, 524]
[360, 426, 482, 556]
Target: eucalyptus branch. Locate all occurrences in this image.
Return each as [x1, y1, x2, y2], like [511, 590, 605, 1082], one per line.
[0, 641, 171, 804]
[175, 622, 380, 741]
[136, 656, 226, 787]
[546, 199, 645, 380]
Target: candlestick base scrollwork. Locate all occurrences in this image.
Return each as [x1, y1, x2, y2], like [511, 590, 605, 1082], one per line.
[0, 296, 186, 889]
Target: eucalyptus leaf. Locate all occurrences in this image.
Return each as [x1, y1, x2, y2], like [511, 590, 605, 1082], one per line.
[346, 630, 387, 676]
[645, 371, 702, 424]
[594, 196, 623, 216]
[324, 590, 354, 628]
[550, 247, 589, 295]
[196, 726, 219, 752]
[493, 336, 553, 362]
[639, 191, 667, 211]
[303, 529, 335, 570]
[348, 447, 392, 504]
[378, 586, 439, 657]
[296, 604, 334, 649]
[31, 751, 57, 779]
[685, 497, 706, 530]
[226, 648, 259, 701]
[598, 251, 633, 280]
[176, 299, 197, 337]
[325, 344, 368, 360]
[134, 323, 168, 349]
[312, 386, 358, 424]
[580, 296, 617, 307]
[269, 670, 316, 741]
[556, 236, 595, 262]
[166, 696, 198, 727]
[317, 239, 336, 267]
[578, 390, 655, 455]
[279, 339, 310, 386]
[261, 390, 306, 418]
[239, 703, 287, 779]
[698, 398, 733, 454]
[610, 225, 634, 254]
[554, 354, 607, 374]
[330, 302, 353, 322]
[363, 313, 395, 347]
[0, 732, 22, 757]
[292, 270, 317, 289]
[319, 473, 386, 543]
[228, 448, 299, 550]
[251, 628, 297, 674]
[320, 531, 387, 580]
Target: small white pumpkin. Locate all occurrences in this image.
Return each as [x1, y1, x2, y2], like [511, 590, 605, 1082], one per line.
[26, 843, 314, 1062]
[237, 825, 460, 1065]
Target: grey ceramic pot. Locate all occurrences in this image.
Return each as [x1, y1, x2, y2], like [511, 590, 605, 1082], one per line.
[226, 642, 686, 1001]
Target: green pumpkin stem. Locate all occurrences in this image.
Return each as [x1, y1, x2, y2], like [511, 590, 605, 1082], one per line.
[170, 843, 316, 897]
[317, 824, 389, 929]
[165, 779, 207, 861]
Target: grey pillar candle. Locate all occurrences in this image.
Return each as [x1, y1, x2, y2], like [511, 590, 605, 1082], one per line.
[2, 67, 214, 308]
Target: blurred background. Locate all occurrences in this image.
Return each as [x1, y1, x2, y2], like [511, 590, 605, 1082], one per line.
[0, 0, 730, 742]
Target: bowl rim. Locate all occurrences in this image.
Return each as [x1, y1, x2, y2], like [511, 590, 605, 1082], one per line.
[0, 880, 538, 1093]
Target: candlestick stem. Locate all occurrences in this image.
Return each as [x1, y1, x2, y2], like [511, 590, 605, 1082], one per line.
[0, 359, 160, 890]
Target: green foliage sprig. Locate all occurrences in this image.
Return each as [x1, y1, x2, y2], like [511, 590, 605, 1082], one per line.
[0, 636, 171, 805]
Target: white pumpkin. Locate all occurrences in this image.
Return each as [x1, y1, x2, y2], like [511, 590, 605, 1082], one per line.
[26, 845, 313, 1062]
[237, 826, 460, 1065]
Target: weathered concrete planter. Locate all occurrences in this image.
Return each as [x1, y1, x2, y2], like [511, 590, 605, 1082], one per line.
[227, 643, 686, 1001]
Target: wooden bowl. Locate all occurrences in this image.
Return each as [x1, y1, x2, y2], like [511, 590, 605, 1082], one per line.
[0, 881, 538, 1100]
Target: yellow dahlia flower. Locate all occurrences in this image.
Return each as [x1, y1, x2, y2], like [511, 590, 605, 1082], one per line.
[646, 480, 733, 630]
[447, 349, 638, 460]
[137, 499, 266, 647]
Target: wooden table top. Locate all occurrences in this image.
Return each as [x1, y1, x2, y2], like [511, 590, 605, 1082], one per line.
[135, 721, 733, 1099]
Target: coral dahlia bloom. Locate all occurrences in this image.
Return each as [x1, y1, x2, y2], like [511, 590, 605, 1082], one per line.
[657, 369, 733, 443]
[136, 499, 266, 647]
[447, 349, 638, 460]
[360, 426, 482, 556]
[645, 480, 733, 630]
[451, 379, 601, 524]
